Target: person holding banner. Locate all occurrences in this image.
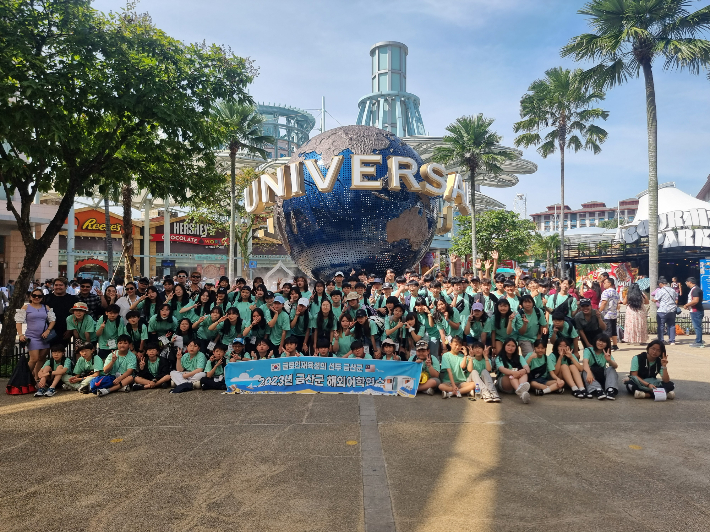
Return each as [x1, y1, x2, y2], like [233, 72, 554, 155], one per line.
[625, 340, 675, 400]
[411, 340, 440, 395]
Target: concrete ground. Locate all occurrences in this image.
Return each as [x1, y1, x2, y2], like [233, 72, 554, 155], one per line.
[1, 338, 710, 532]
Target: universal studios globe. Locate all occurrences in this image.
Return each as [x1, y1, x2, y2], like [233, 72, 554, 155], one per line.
[274, 125, 439, 281]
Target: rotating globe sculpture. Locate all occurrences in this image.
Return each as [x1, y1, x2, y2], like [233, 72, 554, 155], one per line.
[274, 125, 439, 281]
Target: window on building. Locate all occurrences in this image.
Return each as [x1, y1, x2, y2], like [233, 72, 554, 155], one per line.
[579, 220, 586, 227]
[628, 215, 634, 222]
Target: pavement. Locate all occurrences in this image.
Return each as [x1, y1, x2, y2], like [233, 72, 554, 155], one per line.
[1, 337, 710, 532]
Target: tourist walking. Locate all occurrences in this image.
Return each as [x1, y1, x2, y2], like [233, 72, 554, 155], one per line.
[652, 277, 678, 345]
[623, 283, 649, 345]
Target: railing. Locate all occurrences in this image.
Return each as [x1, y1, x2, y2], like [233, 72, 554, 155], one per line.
[1, 342, 76, 379]
[564, 238, 649, 262]
[617, 313, 710, 336]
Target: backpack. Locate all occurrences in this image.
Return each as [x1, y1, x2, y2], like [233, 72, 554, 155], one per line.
[518, 305, 543, 321]
[369, 315, 385, 338]
[453, 293, 474, 314]
[552, 294, 577, 331]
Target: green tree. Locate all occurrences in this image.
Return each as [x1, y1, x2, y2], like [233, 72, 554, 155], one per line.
[529, 232, 561, 275]
[0, 0, 254, 352]
[211, 101, 274, 280]
[451, 210, 536, 263]
[561, 0, 710, 295]
[432, 115, 517, 274]
[598, 217, 626, 229]
[513, 67, 609, 278]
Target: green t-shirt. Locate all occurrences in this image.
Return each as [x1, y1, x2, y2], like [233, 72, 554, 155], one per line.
[347, 353, 373, 359]
[145, 358, 162, 379]
[383, 316, 406, 343]
[136, 300, 159, 319]
[496, 353, 528, 372]
[73, 355, 103, 376]
[434, 308, 461, 339]
[525, 353, 556, 378]
[492, 315, 515, 342]
[205, 359, 225, 376]
[513, 309, 544, 341]
[289, 307, 310, 337]
[551, 321, 579, 340]
[119, 323, 148, 347]
[505, 296, 520, 313]
[95, 316, 121, 350]
[350, 320, 379, 341]
[466, 317, 492, 339]
[180, 351, 207, 372]
[217, 319, 242, 346]
[583, 347, 614, 368]
[470, 356, 489, 374]
[546, 294, 578, 325]
[42, 357, 73, 372]
[549, 352, 580, 367]
[450, 293, 470, 317]
[532, 293, 545, 309]
[331, 304, 344, 320]
[66, 314, 96, 342]
[234, 301, 253, 324]
[196, 316, 219, 341]
[630, 355, 665, 376]
[441, 351, 468, 383]
[104, 351, 137, 375]
[408, 354, 442, 377]
[268, 311, 292, 345]
[148, 316, 178, 335]
[333, 332, 354, 357]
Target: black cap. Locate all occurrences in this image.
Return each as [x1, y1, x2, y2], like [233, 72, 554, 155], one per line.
[579, 298, 591, 306]
[355, 309, 368, 318]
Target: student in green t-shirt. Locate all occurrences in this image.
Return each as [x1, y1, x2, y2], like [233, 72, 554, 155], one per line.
[193, 307, 223, 354]
[410, 340, 440, 395]
[290, 297, 310, 350]
[281, 336, 304, 357]
[148, 304, 178, 343]
[67, 343, 103, 394]
[494, 338, 531, 404]
[228, 338, 249, 361]
[34, 344, 73, 397]
[513, 295, 547, 357]
[97, 335, 137, 396]
[332, 314, 355, 357]
[464, 342, 499, 403]
[463, 303, 492, 345]
[549, 312, 580, 355]
[133, 342, 171, 390]
[526, 339, 564, 396]
[582, 334, 619, 400]
[120, 310, 148, 355]
[347, 340, 373, 359]
[170, 339, 207, 393]
[491, 299, 515, 352]
[208, 307, 243, 347]
[67, 303, 96, 347]
[200, 343, 228, 390]
[439, 336, 476, 398]
[306, 298, 333, 355]
[549, 337, 586, 398]
[94, 304, 122, 360]
[313, 338, 331, 357]
[266, 296, 291, 355]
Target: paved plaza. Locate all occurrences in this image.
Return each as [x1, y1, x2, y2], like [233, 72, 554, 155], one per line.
[2, 340, 710, 532]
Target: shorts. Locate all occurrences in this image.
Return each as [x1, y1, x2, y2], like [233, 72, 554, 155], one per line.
[603, 318, 618, 337]
[421, 377, 441, 386]
[98, 349, 112, 360]
[495, 376, 515, 394]
[533, 376, 550, 385]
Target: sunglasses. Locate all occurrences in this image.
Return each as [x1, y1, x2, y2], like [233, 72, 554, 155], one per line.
[31, 293, 43, 298]
[126, 287, 135, 290]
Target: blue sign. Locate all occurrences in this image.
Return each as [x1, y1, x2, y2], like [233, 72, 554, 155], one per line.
[161, 259, 175, 267]
[700, 259, 710, 303]
[225, 357, 422, 397]
[248, 260, 257, 269]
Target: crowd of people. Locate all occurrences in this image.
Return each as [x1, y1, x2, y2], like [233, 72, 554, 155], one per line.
[12, 263, 687, 402]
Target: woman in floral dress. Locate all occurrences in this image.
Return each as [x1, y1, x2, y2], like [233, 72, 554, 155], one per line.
[623, 283, 649, 345]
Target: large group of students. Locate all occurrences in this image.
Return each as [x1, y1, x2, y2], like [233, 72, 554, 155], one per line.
[17, 263, 675, 402]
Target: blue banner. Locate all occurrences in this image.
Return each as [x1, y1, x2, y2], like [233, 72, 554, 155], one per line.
[225, 357, 422, 397]
[701, 259, 710, 304]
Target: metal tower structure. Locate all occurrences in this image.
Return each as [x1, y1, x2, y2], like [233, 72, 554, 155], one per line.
[355, 41, 426, 137]
[256, 103, 316, 159]
[513, 193, 527, 219]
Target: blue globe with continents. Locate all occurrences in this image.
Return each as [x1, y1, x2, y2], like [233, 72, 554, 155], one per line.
[274, 125, 439, 281]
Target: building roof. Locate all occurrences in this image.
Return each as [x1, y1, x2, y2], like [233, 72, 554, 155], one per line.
[697, 174, 710, 200]
[626, 182, 710, 225]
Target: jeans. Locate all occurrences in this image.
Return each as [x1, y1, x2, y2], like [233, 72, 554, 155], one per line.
[691, 311, 704, 344]
[656, 312, 676, 343]
[467, 369, 498, 399]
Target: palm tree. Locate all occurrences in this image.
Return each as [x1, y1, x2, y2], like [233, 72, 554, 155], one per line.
[211, 101, 274, 281]
[432, 115, 516, 274]
[513, 67, 609, 278]
[561, 0, 710, 295]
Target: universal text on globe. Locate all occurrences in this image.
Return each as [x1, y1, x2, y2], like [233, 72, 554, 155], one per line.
[243, 155, 470, 216]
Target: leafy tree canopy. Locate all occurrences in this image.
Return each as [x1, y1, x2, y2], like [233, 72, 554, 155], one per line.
[451, 210, 536, 262]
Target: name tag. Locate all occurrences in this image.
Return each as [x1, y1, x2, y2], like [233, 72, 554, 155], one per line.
[207, 341, 216, 351]
[363, 346, 370, 355]
[107, 339, 117, 349]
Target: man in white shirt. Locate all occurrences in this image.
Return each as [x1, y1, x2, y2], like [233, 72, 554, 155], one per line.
[652, 277, 678, 345]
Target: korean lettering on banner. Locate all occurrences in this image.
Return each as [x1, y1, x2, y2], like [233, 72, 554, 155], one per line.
[224, 357, 422, 397]
[700, 259, 710, 304]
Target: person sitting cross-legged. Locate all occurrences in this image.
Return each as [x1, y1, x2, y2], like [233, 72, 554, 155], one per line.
[132, 342, 171, 390]
[625, 339, 675, 400]
[170, 339, 207, 393]
[97, 335, 136, 396]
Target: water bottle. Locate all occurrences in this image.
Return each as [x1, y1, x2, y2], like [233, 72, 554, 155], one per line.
[686, 327, 690, 336]
[475, 383, 481, 398]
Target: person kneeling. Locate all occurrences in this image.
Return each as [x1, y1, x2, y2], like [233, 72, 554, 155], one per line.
[625, 340, 675, 400]
[170, 340, 206, 393]
[97, 335, 137, 396]
[439, 337, 476, 399]
[526, 339, 565, 396]
[133, 342, 171, 390]
[410, 340, 440, 396]
[35, 344, 73, 397]
[67, 343, 102, 394]
[200, 343, 227, 390]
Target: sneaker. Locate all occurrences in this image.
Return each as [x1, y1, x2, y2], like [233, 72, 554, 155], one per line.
[667, 391, 675, 400]
[442, 390, 449, 399]
[492, 396, 502, 403]
[606, 393, 616, 401]
[78, 384, 90, 394]
[557, 387, 565, 394]
[634, 390, 646, 399]
[121, 385, 131, 393]
[520, 391, 530, 404]
[606, 388, 618, 399]
[192, 381, 202, 390]
[34, 388, 46, 397]
[97, 388, 109, 396]
[611, 345, 619, 351]
[573, 390, 586, 399]
[455, 390, 462, 398]
[483, 395, 494, 403]
[44, 387, 56, 397]
[515, 382, 530, 396]
[424, 388, 434, 395]
[597, 393, 607, 400]
[61, 383, 72, 391]
[534, 389, 545, 396]
[585, 391, 595, 399]
[131, 383, 145, 391]
[669, 341, 676, 345]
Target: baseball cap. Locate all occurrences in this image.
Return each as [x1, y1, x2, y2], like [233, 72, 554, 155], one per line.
[273, 295, 285, 304]
[232, 337, 245, 345]
[264, 291, 274, 299]
[415, 340, 429, 350]
[579, 298, 591, 306]
[334, 271, 344, 277]
[415, 296, 427, 306]
[355, 309, 368, 318]
[381, 338, 396, 346]
[298, 297, 310, 307]
[382, 283, 393, 289]
[372, 278, 383, 284]
[345, 292, 360, 302]
[471, 302, 484, 311]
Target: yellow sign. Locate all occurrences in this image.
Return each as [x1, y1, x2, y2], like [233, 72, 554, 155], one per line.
[81, 218, 122, 232]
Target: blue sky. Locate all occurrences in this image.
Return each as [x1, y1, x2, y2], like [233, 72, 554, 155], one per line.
[93, 0, 710, 217]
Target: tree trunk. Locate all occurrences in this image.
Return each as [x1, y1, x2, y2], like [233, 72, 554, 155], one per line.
[469, 162, 477, 276]
[228, 148, 236, 283]
[559, 137, 566, 279]
[104, 196, 113, 278]
[642, 60, 659, 298]
[122, 184, 136, 283]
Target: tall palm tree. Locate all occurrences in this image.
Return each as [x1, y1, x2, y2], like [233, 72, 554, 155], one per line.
[432, 115, 516, 274]
[561, 0, 710, 294]
[211, 101, 274, 281]
[513, 67, 609, 278]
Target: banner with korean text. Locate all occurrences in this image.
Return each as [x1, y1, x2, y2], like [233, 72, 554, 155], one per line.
[225, 357, 422, 397]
